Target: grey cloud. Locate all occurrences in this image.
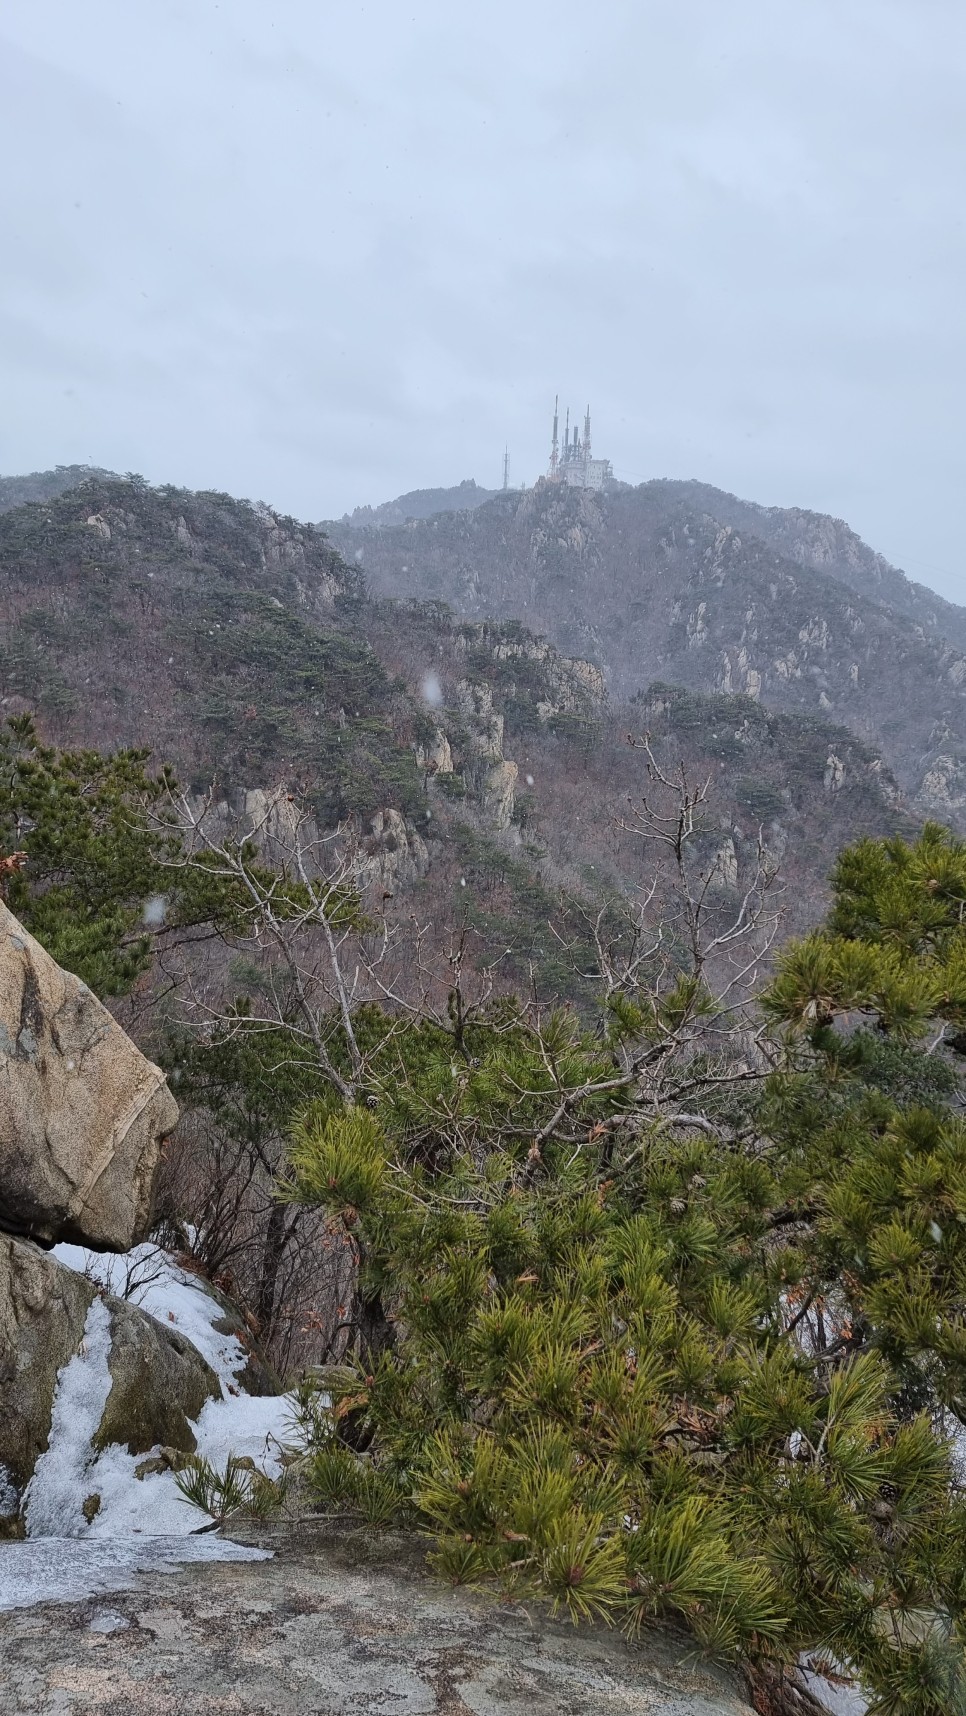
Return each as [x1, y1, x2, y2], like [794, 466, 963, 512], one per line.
[0, 0, 963, 596]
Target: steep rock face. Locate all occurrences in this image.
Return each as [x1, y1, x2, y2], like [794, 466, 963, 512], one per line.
[481, 760, 518, 832]
[0, 902, 178, 1250]
[453, 681, 519, 830]
[918, 754, 966, 815]
[415, 727, 454, 775]
[460, 627, 606, 717]
[0, 1235, 219, 1534]
[359, 809, 432, 889]
[655, 480, 966, 655]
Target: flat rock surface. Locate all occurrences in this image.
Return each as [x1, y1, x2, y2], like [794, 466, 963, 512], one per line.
[0, 1525, 755, 1716]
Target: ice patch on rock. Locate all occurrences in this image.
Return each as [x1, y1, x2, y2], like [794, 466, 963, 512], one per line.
[0, 1464, 18, 1520]
[0, 1243, 297, 1612]
[800, 1660, 867, 1716]
[24, 1297, 114, 1538]
[0, 1535, 268, 1613]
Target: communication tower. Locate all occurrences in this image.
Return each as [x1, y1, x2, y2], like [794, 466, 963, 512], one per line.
[546, 395, 612, 490]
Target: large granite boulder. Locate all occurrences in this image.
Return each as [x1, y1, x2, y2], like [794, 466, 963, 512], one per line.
[0, 901, 178, 1249]
[0, 1234, 220, 1536]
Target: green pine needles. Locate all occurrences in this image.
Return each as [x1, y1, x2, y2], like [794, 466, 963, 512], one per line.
[286, 1093, 963, 1709]
[275, 829, 966, 1715]
[8, 722, 964, 1713]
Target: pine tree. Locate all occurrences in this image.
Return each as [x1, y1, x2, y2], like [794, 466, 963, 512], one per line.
[277, 828, 966, 1716]
[0, 713, 178, 993]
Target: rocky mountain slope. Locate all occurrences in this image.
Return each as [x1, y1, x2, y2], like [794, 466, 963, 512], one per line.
[652, 479, 966, 654]
[0, 474, 912, 979]
[328, 480, 966, 820]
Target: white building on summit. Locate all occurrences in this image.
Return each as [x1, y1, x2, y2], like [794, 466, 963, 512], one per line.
[547, 399, 613, 490]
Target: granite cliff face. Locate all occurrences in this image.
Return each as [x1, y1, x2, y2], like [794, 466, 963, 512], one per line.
[0, 901, 177, 1250]
[329, 480, 966, 821]
[656, 480, 966, 653]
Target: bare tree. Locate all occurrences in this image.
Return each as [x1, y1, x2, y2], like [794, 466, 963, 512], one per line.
[145, 744, 783, 1365]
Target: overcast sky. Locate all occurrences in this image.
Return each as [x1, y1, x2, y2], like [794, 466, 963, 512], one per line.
[1, 1, 964, 598]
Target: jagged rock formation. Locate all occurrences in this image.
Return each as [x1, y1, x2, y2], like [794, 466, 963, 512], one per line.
[454, 681, 518, 831]
[658, 479, 966, 655]
[415, 727, 454, 775]
[359, 808, 432, 890]
[0, 902, 177, 1250]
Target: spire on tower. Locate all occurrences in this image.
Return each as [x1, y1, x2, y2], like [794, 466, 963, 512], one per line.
[548, 395, 560, 480]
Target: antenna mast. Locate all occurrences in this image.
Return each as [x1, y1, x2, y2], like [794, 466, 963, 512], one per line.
[548, 395, 559, 480]
[502, 447, 509, 491]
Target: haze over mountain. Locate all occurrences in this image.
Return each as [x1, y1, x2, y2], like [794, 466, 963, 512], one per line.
[329, 478, 966, 821]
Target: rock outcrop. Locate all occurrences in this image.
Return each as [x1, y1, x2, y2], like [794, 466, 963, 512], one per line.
[0, 901, 280, 1541]
[917, 753, 966, 815]
[0, 901, 178, 1250]
[0, 1523, 760, 1713]
[454, 681, 520, 831]
[0, 1235, 219, 1535]
[359, 809, 431, 890]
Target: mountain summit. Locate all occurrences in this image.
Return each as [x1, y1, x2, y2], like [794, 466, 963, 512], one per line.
[328, 478, 966, 819]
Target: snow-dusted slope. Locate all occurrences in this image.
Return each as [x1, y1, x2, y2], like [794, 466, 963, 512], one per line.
[0, 1243, 297, 1611]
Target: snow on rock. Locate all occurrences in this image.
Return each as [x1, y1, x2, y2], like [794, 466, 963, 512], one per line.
[0, 1535, 268, 1614]
[0, 1243, 297, 1612]
[800, 1661, 868, 1716]
[52, 1241, 252, 1387]
[0, 1465, 18, 1522]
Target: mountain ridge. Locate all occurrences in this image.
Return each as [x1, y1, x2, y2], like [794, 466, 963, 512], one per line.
[0, 470, 912, 972]
[327, 479, 966, 820]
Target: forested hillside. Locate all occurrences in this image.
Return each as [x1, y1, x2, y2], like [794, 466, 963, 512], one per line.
[3, 471, 966, 1713]
[330, 480, 966, 820]
[0, 474, 910, 962]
